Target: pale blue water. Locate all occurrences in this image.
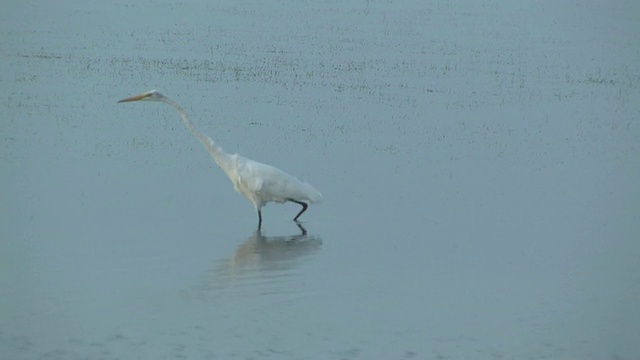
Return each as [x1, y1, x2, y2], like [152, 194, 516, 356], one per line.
[2, 1, 639, 359]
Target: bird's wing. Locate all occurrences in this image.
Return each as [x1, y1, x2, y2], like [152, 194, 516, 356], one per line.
[233, 157, 322, 204]
[236, 161, 287, 203]
[249, 162, 322, 203]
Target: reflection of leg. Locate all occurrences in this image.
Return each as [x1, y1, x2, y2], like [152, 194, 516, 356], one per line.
[288, 199, 308, 222]
[295, 222, 308, 236]
[258, 209, 262, 229]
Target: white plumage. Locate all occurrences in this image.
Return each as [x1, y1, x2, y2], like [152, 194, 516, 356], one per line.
[119, 90, 322, 227]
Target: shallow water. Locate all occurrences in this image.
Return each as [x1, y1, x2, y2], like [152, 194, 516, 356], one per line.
[2, 1, 639, 359]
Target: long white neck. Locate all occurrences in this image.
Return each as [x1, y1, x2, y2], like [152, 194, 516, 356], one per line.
[160, 97, 235, 173]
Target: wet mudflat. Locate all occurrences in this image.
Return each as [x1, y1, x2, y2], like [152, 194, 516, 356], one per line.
[1, 1, 639, 359]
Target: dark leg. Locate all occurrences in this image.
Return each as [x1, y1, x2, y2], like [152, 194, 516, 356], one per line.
[258, 209, 262, 229]
[295, 222, 307, 236]
[288, 199, 308, 222]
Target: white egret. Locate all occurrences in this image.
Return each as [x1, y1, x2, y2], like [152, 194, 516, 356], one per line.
[118, 90, 322, 228]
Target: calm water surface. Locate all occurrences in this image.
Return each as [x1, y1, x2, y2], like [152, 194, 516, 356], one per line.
[2, 1, 639, 359]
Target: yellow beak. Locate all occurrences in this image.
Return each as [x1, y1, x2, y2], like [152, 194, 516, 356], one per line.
[118, 93, 149, 103]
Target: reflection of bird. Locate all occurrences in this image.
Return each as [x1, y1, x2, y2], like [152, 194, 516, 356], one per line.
[187, 224, 322, 300]
[230, 223, 322, 272]
[118, 90, 322, 227]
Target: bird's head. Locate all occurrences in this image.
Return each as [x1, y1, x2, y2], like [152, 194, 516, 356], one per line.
[118, 89, 166, 103]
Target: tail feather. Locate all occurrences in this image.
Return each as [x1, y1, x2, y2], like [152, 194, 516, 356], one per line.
[303, 183, 323, 203]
